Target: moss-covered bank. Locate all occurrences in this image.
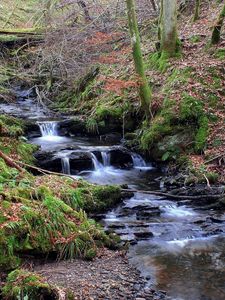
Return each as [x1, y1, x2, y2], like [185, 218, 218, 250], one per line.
[0, 115, 122, 278]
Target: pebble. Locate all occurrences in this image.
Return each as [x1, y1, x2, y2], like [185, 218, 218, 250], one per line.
[33, 249, 169, 300]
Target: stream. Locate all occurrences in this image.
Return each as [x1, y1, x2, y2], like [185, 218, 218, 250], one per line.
[1, 89, 225, 300]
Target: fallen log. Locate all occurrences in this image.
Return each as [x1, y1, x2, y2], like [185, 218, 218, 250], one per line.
[121, 188, 224, 200]
[0, 28, 43, 36]
[0, 150, 24, 172]
[14, 159, 76, 181]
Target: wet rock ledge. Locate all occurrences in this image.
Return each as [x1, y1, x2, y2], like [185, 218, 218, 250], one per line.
[34, 249, 168, 300]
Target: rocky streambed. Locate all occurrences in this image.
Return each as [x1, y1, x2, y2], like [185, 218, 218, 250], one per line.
[1, 88, 225, 300]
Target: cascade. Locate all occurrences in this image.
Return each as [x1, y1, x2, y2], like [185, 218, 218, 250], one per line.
[131, 153, 147, 168]
[38, 121, 58, 137]
[91, 153, 103, 171]
[61, 157, 71, 174]
[101, 152, 111, 166]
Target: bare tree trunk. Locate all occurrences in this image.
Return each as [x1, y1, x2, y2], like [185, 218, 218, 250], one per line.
[193, 0, 200, 22]
[211, 2, 225, 45]
[149, 0, 157, 11]
[160, 0, 180, 57]
[126, 0, 152, 118]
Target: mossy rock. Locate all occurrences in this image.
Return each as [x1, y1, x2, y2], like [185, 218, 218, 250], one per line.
[151, 131, 194, 161]
[2, 269, 74, 299]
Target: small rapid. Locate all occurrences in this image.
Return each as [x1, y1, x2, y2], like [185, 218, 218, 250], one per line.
[30, 119, 225, 300]
[38, 121, 58, 137]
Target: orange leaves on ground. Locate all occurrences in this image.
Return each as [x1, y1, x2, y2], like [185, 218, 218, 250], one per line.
[98, 52, 120, 64]
[0, 203, 22, 229]
[98, 47, 131, 64]
[100, 76, 139, 94]
[51, 231, 77, 245]
[87, 31, 122, 46]
[188, 155, 205, 169]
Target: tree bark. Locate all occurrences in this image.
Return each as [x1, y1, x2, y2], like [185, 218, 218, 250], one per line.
[150, 0, 157, 11]
[211, 2, 225, 45]
[126, 0, 151, 118]
[193, 0, 200, 22]
[160, 0, 180, 57]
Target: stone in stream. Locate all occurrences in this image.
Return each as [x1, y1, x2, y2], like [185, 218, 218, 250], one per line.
[134, 231, 154, 240]
[34, 150, 94, 173]
[136, 208, 161, 220]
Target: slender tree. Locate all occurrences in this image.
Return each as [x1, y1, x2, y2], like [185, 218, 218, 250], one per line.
[193, 0, 200, 22]
[126, 0, 151, 117]
[159, 0, 180, 57]
[149, 0, 157, 11]
[211, 2, 225, 45]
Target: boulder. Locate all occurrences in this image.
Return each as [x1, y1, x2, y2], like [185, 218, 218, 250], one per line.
[151, 131, 194, 161]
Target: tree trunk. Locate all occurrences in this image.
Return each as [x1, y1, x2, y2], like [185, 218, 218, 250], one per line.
[150, 0, 157, 11]
[193, 0, 200, 22]
[126, 0, 151, 118]
[160, 0, 180, 57]
[211, 3, 225, 45]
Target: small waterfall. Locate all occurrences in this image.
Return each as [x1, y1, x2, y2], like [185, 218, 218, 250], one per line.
[61, 157, 71, 174]
[38, 121, 58, 137]
[131, 153, 147, 168]
[91, 153, 103, 171]
[101, 152, 111, 167]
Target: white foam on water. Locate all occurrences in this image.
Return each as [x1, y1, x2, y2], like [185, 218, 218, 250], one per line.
[38, 121, 58, 137]
[161, 205, 196, 218]
[61, 157, 71, 174]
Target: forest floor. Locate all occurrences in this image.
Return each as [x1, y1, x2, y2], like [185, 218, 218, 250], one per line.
[33, 248, 164, 300]
[0, 1, 224, 299]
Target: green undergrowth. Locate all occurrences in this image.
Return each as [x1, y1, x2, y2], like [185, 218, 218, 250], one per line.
[138, 64, 224, 161]
[0, 115, 38, 164]
[0, 161, 121, 271]
[148, 52, 170, 72]
[0, 114, 122, 274]
[2, 269, 74, 300]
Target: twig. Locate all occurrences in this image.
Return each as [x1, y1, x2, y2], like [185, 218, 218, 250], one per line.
[205, 153, 225, 164]
[203, 174, 211, 189]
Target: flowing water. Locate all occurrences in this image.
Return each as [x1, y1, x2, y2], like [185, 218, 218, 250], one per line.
[30, 120, 225, 300]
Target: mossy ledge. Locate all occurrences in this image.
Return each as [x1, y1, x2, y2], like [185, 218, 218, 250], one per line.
[1, 269, 74, 299]
[0, 115, 122, 276]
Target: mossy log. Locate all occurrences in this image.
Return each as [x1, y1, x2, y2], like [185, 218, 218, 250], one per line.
[0, 28, 43, 35]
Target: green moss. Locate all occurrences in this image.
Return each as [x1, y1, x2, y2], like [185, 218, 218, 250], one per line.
[189, 35, 201, 43]
[195, 115, 208, 152]
[149, 52, 169, 72]
[2, 269, 55, 300]
[164, 67, 192, 94]
[0, 158, 19, 184]
[0, 115, 24, 137]
[179, 94, 209, 152]
[65, 183, 122, 214]
[0, 171, 121, 270]
[86, 118, 99, 134]
[140, 116, 172, 150]
[95, 105, 123, 120]
[214, 48, 225, 60]
[180, 94, 203, 120]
